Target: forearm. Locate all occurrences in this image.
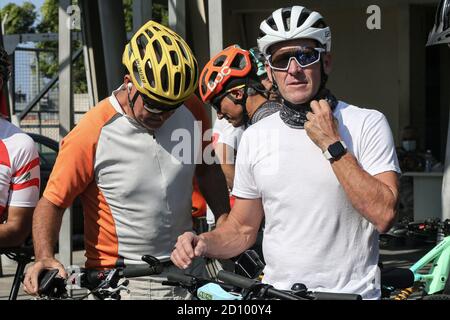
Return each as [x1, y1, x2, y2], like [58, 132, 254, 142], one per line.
[331, 153, 398, 233]
[220, 164, 235, 190]
[0, 207, 33, 247]
[199, 213, 257, 259]
[32, 197, 65, 260]
[196, 163, 231, 221]
[0, 224, 30, 247]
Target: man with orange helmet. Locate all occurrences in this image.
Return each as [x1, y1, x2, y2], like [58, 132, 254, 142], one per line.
[23, 21, 230, 300]
[201, 45, 281, 194]
[200, 45, 280, 129]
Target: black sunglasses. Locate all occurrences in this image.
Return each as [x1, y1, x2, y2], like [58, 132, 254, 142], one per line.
[139, 93, 182, 114]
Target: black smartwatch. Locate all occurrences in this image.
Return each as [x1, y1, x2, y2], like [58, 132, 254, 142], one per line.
[323, 141, 347, 161]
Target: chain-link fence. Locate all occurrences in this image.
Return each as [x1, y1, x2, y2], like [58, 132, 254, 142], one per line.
[11, 42, 90, 142]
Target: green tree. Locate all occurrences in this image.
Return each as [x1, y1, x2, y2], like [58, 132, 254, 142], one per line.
[37, 0, 87, 93]
[0, 2, 37, 34]
[153, 3, 168, 26]
[36, 0, 58, 81]
[123, 0, 133, 32]
[36, 0, 57, 33]
[123, 0, 168, 32]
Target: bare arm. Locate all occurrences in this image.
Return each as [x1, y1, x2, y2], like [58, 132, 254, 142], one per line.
[330, 154, 398, 233]
[214, 142, 237, 190]
[0, 207, 33, 247]
[32, 196, 65, 259]
[171, 197, 264, 268]
[196, 161, 231, 225]
[23, 197, 67, 295]
[305, 100, 398, 233]
[200, 197, 264, 258]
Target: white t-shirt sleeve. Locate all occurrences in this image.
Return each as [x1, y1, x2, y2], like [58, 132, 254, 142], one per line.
[213, 118, 244, 150]
[9, 134, 40, 208]
[358, 112, 401, 176]
[231, 132, 261, 199]
[218, 124, 244, 150]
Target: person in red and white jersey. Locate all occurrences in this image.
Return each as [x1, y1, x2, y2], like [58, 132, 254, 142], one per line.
[0, 45, 40, 247]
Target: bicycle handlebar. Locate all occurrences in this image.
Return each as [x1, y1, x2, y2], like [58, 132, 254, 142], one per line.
[37, 255, 164, 299]
[217, 270, 362, 300]
[217, 270, 258, 290]
[166, 273, 196, 286]
[217, 270, 301, 300]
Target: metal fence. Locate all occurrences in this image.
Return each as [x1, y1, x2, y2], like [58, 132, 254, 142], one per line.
[11, 43, 90, 142]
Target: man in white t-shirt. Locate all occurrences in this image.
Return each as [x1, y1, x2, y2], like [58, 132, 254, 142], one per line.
[0, 45, 40, 247]
[172, 6, 400, 299]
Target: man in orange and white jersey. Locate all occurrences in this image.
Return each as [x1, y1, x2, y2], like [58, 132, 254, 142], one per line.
[23, 21, 230, 299]
[0, 45, 40, 247]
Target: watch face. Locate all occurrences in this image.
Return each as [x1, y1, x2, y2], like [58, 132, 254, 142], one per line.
[329, 142, 346, 158]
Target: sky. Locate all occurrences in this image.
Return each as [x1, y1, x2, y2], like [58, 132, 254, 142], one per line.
[0, 0, 45, 11]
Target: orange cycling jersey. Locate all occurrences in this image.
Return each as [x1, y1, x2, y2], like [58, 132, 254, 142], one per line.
[44, 87, 210, 269]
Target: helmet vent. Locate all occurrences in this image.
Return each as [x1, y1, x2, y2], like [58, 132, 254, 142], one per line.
[152, 40, 163, 64]
[185, 64, 192, 92]
[210, 71, 218, 84]
[231, 54, 246, 70]
[174, 72, 181, 96]
[145, 30, 154, 39]
[267, 16, 278, 31]
[312, 19, 327, 29]
[176, 40, 189, 60]
[170, 50, 179, 66]
[213, 55, 226, 67]
[133, 62, 143, 87]
[281, 8, 292, 31]
[136, 35, 148, 60]
[163, 35, 173, 45]
[297, 8, 312, 28]
[200, 68, 208, 94]
[145, 60, 155, 88]
[161, 64, 169, 92]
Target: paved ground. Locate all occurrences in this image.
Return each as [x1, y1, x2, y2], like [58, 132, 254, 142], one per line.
[0, 242, 435, 300]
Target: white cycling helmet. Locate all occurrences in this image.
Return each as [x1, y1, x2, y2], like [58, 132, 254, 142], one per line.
[257, 6, 331, 55]
[427, 0, 450, 46]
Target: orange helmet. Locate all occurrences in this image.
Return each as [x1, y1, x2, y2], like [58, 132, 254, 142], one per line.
[199, 45, 257, 103]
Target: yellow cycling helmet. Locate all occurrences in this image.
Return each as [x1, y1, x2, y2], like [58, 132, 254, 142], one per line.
[122, 20, 199, 108]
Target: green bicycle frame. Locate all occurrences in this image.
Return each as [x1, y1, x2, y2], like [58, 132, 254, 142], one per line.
[409, 235, 450, 295]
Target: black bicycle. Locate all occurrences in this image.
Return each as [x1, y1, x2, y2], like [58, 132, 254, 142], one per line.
[35, 255, 163, 300]
[164, 270, 362, 300]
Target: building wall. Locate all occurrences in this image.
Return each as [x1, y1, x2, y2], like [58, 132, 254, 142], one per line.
[189, 0, 448, 153]
[219, 0, 415, 144]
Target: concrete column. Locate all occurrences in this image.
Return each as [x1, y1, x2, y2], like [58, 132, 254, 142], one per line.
[133, 0, 153, 32]
[58, 0, 73, 268]
[169, 0, 186, 39]
[97, 0, 127, 94]
[207, 0, 223, 124]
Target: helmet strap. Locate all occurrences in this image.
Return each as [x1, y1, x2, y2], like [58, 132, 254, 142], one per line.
[127, 90, 140, 111]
